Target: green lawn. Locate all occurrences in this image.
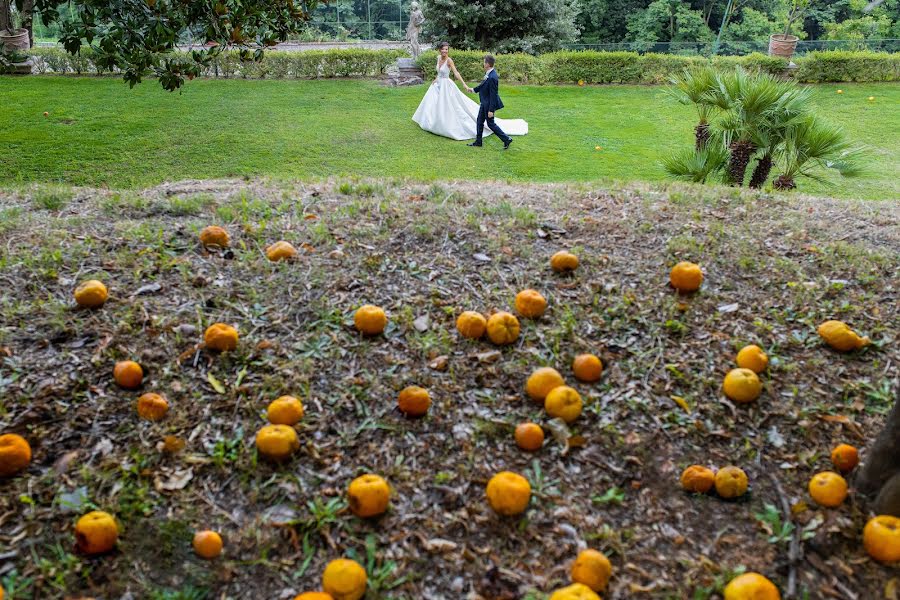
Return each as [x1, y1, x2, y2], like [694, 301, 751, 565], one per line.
[1, 76, 897, 199]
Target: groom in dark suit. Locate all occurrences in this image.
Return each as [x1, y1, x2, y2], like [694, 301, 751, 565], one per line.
[466, 55, 512, 150]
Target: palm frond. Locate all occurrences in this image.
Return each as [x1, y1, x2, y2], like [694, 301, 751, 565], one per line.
[662, 145, 728, 183]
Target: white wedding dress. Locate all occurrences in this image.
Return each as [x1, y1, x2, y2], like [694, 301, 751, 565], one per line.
[412, 60, 528, 141]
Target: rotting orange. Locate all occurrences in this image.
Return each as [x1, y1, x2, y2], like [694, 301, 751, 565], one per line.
[830, 444, 859, 474]
[808, 471, 848, 508]
[456, 311, 487, 339]
[136, 393, 169, 421]
[818, 320, 870, 352]
[267, 395, 305, 426]
[572, 354, 603, 383]
[714, 466, 749, 499]
[669, 261, 703, 293]
[0, 433, 32, 477]
[113, 360, 143, 390]
[199, 226, 230, 248]
[347, 474, 391, 518]
[294, 594, 334, 600]
[486, 312, 520, 345]
[255, 424, 299, 462]
[397, 386, 431, 418]
[723, 572, 781, 600]
[514, 423, 544, 452]
[680, 465, 716, 494]
[550, 251, 579, 273]
[863, 515, 900, 563]
[515, 289, 547, 319]
[75, 511, 119, 555]
[486, 471, 531, 516]
[322, 558, 367, 600]
[545, 386, 583, 424]
[549, 583, 600, 600]
[265, 240, 298, 262]
[571, 548, 612, 592]
[192, 530, 223, 559]
[723, 368, 762, 404]
[354, 305, 387, 336]
[736, 344, 769, 373]
[204, 323, 238, 352]
[526, 367, 565, 402]
[74, 280, 109, 309]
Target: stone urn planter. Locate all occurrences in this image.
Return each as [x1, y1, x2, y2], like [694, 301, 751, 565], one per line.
[1, 28, 30, 53]
[768, 34, 799, 60]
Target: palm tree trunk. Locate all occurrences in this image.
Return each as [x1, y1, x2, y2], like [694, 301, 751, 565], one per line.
[694, 122, 710, 150]
[749, 153, 773, 189]
[728, 140, 755, 186]
[22, 0, 34, 47]
[857, 393, 900, 516]
[773, 174, 796, 190]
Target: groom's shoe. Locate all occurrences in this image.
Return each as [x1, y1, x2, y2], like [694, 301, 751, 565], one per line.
[468, 142, 482, 147]
[503, 138, 513, 150]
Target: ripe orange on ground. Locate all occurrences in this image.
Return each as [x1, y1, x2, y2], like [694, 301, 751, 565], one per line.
[515, 423, 544, 451]
[723, 368, 762, 403]
[549, 583, 600, 600]
[681, 465, 715, 494]
[817, 320, 870, 351]
[204, 323, 238, 351]
[199, 226, 230, 248]
[669, 261, 703, 292]
[571, 549, 612, 592]
[267, 395, 304, 425]
[572, 354, 602, 382]
[113, 360, 143, 389]
[526, 367, 565, 402]
[863, 515, 900, 563]
[136, 393, 169, 421]
[266, 240, 298, 262]
[545, 386, 583, 423]
[255, 424, 299, 462]
[193, 530, 223, 559]
[347, 474, 390, 518]
[322, 558, 367, 600]
[550, 251, 579, 273]
[808, 472, 848, 508]
[736, 344, 768, 373]
[75, 511, 119, 555]
[397, 386, 430, 418]
[354, 305, 387, 336]
[456, 311, 487, 339]
[515, 289, 547, 318]
[486, 311, 520, 345]
[723, 572, 780, 600]
[830, 444, 859, 473]
[715, 466, 749, 499]
[0, 433, 32, 477]
[486, 471, 531, 516]
[74, 279, 108, 308]
[294, 594, 334, 600]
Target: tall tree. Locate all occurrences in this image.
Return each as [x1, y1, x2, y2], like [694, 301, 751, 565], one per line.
[422, 0, 580, 53]
[28, 0, 323, 91]
[577, 0, 650, 43]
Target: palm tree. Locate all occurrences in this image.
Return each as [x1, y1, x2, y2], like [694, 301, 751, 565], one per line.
[662, 144, 728, 183]
[747, 84, 812, 189]
[773, 115, 863, 190]
[707, 68, 796, 186]
[667, 66, 720, 149]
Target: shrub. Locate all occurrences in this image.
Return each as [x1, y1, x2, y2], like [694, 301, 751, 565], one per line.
[794, 50, 900, 83]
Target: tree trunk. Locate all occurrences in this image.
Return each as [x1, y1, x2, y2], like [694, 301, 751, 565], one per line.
[694, 122, 710, 150]
[858, 393, 900, 516]
[772, 174, 796, 190]
[749, 153, 773, 189]
[0, 0, 12, 34]
[22, 0, 34, 47]
[727, 140, 755, 186]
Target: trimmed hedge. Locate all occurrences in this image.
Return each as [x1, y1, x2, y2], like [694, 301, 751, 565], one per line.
[29, 47, 405, 79]
[27, 46, 900, 84]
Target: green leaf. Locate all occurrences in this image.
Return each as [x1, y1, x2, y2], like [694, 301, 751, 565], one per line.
[207, 372, 226, 394]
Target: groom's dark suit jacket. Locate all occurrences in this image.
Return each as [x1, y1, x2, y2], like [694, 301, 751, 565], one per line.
[473, 69, 504, 113]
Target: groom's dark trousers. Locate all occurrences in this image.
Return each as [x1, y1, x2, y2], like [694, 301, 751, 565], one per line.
[473, 70, 511, 145]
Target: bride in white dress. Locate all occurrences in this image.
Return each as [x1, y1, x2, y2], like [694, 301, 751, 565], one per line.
[412, 43, 528, 141]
